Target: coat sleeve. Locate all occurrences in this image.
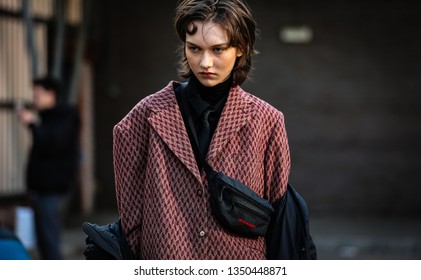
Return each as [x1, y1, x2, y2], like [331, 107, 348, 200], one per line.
[264, 112, 291, 203]
[113, 103, 150, 258]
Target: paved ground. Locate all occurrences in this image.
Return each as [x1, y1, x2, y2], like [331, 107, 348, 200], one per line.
[27, 212, 421, 260]
[309, 217, 421, 260]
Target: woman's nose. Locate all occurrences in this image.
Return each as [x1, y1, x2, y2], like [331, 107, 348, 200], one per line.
[200, 52, 213, 69]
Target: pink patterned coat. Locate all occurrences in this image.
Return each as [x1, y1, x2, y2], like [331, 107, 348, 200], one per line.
[113, 81, 290, 259]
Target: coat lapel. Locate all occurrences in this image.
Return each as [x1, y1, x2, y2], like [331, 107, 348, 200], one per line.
[146, 84, 255, 181]
[207, 86, 255, 163]
[147, 88, 202, 183]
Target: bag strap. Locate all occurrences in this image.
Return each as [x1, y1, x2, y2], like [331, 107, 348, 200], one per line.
[174, 82, 217, 179]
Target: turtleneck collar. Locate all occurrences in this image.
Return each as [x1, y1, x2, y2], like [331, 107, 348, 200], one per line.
[189, 75, 233, 106]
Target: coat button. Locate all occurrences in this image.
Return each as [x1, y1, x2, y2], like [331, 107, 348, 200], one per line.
[199, 230, 206, 237]
[197, 189, 203, 196]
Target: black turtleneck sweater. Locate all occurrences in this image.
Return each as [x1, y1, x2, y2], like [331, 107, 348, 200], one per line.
[175, 75, 233, 170]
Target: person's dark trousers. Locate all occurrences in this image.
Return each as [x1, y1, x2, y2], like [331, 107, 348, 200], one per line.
[31, 193, 64, 260]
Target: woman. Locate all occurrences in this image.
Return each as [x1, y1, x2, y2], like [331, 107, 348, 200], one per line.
[113, 0, 290, 259]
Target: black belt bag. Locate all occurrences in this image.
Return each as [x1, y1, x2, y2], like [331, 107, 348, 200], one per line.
[207, 169, 274, 237]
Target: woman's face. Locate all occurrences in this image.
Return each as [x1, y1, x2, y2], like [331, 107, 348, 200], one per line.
[185, 20, 242, 87]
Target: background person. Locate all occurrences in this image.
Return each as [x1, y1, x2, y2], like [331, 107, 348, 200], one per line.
[17, 76, 80, 260]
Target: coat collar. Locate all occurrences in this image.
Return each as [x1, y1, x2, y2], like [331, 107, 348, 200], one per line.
[147, 81, 255, 182]
[207, 85, 255, 165]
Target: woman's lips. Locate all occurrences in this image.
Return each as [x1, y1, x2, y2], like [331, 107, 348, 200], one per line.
[199, 72, 216, 78]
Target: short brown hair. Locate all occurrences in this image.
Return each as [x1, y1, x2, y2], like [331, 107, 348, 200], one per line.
[174, 0, 258, 86]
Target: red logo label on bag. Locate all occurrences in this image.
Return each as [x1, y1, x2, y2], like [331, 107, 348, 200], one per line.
[238, 218, 256, 228]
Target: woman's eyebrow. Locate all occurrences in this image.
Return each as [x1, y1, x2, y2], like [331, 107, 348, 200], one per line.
[186, 41, 230, 48]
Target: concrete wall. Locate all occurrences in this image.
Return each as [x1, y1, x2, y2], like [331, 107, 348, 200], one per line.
[91, 0, 421, 217]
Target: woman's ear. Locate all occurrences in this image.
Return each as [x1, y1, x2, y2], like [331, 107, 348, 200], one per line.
[236, 48, 243, 57]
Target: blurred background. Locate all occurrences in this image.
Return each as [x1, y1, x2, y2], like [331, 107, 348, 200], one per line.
[0, 0, 420, 259]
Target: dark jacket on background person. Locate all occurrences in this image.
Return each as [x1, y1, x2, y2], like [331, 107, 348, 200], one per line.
[26, 104, 80, 194]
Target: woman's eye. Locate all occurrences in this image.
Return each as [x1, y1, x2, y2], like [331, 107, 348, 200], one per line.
[188, 46, 200, 52]
[213, 48, 224, 53]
